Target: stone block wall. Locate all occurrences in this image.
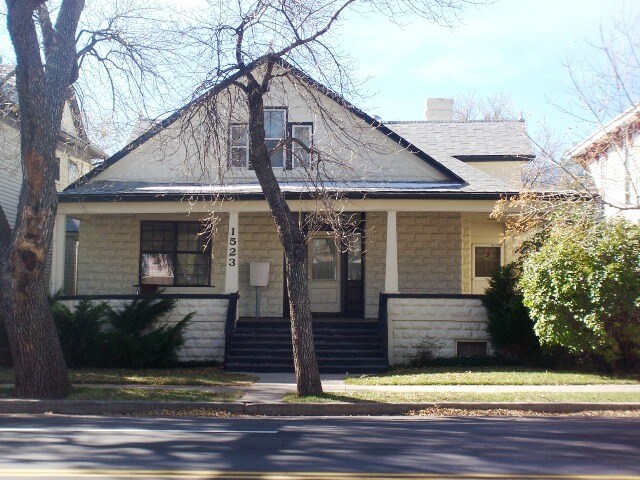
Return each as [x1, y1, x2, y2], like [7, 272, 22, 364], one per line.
[238, 212, 284, 317]
[397, 212, 462, 293]
[365, 212, 463, 318]
[387, 296, 490, 365]
[57, 296, 229, 362]
[77, 214, 140, 294]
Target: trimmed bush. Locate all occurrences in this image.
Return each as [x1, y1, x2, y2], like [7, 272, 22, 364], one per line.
[520, 219, 640, 371]
[52, 292, 193, 368]
[102, 295, 193, 368]
[52, 299, 109, 368]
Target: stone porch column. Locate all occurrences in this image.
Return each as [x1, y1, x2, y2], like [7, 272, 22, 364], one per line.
[50, 214, 66, 294]
[224, 212, 239, 293]
[384, 210, 399, 293]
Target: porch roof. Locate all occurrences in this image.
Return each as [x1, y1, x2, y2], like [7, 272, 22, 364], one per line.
[58, 180, 520, 202]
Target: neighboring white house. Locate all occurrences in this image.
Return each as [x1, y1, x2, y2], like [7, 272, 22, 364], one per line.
[569, 104, 640, 222]
[0, 64, 105, 293]
[54, 63, 535, 368]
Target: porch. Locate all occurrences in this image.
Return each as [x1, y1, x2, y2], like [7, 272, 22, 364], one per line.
[52, 198, 506, 367]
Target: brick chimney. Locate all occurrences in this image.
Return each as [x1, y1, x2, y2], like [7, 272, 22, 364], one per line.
[424, 98, 454, 121]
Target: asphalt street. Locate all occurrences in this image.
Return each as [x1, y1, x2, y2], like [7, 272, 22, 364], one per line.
[0, 414, 638, 479]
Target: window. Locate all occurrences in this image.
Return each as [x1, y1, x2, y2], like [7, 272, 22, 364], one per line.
[347, 232, 362, 281]
[456, 341, 488, 357]
[55, 157, 61, 181]
[229, 124, 249, 168]
[140, 221, 211, 286]
[474, 246, 501, 278]
[311, 237, 337, 280]
[68, 160, 78, 182]
[229, 109, 313, 170]
[264, 108, 286, 168]
[291, 124, 313, 168]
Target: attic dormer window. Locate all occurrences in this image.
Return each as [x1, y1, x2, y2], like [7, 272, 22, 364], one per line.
[229, 108, 312, 170]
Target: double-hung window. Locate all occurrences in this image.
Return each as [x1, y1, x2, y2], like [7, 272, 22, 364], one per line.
[228, 108, 313, 169]
[140, 221, 211, 286]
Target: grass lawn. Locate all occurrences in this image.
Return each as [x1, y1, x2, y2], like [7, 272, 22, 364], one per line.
[0, 386, 242, 402]
[0, 367, 256, 387]
[284, 391, 640, 403]
[345, 366, 640, 386]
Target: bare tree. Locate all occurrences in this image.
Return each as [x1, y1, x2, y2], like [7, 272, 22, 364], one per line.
[495, 13, 640, 231]
[172, 0, 485, 396]
[453, 90, 518, 121]
[0, 0, 176, 398]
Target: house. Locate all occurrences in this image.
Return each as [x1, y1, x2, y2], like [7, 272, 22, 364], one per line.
[0, 64, 105, 294]
[569, 103, 640, 221]
[54, 64, 534, 370]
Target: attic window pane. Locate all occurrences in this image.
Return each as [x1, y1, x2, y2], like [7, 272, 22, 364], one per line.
[264, 109, 285, 139]
[266, 139, 284, 168]
[230, 125, 248, 167]
[292, 125, 312, 168]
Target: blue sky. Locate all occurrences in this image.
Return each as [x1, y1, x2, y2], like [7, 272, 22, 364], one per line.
[0, 0, 637, 149]
[334, 0, 639, 141]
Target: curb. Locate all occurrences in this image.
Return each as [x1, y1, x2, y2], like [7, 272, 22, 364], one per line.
[1, 399, 639, 416]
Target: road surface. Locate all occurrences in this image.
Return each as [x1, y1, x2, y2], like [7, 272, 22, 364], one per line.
[0, 414, 638, 479]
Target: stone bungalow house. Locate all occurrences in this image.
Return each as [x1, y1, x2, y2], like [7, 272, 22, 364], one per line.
[53, 65, 533, 371]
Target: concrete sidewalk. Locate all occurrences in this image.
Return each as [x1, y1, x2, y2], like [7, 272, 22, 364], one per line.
[239, 372, 640, 403]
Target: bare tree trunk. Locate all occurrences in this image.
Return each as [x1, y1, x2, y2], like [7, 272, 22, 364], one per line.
[0, 0, 85, 398]
[246, 86, 323, 396]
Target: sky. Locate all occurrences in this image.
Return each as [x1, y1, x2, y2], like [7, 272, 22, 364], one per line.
[0, 0, 638, 151]
[332, 0, 639, 142]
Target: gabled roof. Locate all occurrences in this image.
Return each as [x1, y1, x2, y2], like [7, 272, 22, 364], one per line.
[386, 120, 534, 158]
[387, 120, 533, 193]
[568, 103, 640, 166]
[0, 63, 106, 159]
[67, 59, 465, 190]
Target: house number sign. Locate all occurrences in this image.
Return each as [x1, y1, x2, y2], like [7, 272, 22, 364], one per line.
[228, 227, 237, 267]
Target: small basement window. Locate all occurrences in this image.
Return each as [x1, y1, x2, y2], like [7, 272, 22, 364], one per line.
[474, 245, 502, 278]
[456, 341, 488, 357]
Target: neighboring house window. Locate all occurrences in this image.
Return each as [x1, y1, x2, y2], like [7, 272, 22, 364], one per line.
[55, 157, 61, 181]
[140, 221, 211, 286]
[229, 108, 313, 169]
[291, 123, 313, 168]
[473, 245, 502, 278]
[68, 160, 78, 182]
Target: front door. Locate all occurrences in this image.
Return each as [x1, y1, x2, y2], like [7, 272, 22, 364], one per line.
[308, 233, 341, 313]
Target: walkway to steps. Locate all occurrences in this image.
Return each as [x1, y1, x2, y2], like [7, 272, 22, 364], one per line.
[225, 317, 387, 374]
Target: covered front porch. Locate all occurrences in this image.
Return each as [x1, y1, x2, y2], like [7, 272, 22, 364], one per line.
[52, 198, 506, 367]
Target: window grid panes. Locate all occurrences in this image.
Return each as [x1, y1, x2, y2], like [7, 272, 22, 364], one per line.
[311, 238, 337, 280]
[140, 221, 211, 286]
[474, 246, 501, 278]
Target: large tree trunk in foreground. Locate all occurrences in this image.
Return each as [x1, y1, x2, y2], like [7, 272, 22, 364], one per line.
[0, 0, 84, 398]
[247, 87, 323, 396]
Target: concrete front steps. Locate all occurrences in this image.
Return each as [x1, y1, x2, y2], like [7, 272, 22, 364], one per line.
[225, 319, 388, 373]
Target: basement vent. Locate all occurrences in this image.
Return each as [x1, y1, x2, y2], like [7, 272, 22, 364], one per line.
[456, 341, 488, 357]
